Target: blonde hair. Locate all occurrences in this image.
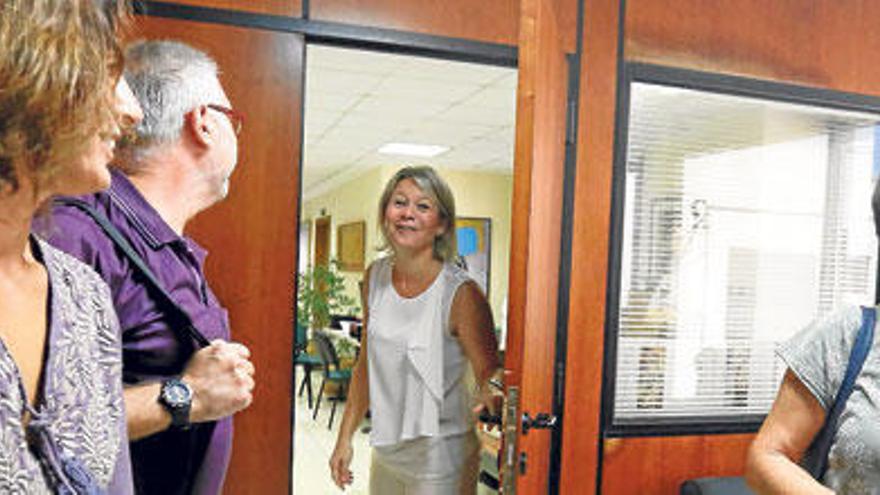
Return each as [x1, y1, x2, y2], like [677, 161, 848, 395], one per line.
[0, 0, 131, 194]
[377, 166, 457, 262]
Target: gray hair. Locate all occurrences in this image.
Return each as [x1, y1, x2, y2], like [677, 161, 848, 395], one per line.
[378, 166, 457, 262]
[120, 40, 225, 162]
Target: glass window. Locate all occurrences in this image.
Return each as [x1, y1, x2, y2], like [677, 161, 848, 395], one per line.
[612, 81, 880, 426]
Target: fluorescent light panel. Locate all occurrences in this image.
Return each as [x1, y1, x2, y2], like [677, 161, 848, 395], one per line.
[378, 142, 449, 157]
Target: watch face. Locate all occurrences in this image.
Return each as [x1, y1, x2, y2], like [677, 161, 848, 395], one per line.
[164, 381, 192, 407]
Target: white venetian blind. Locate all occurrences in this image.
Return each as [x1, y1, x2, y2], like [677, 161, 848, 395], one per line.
[613, 82, 880, 424]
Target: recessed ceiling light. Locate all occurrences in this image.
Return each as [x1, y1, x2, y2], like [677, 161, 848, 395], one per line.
[378, 142, 449, 157]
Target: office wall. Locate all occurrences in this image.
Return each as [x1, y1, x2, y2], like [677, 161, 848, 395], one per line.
[564, 1, 880, 493]
[310, 0, 519, 46]
[152, 0, 577, 52]
[626, 0, 880, 97]
[130, 1, 569, 493]
[310, 0, 578, 52]
[302, 166, 513, 323]
[301, 166, 385, 312]
[559, 0, 621, 492]
[166, 0, 301, 16]
[444, 168, 513, 322]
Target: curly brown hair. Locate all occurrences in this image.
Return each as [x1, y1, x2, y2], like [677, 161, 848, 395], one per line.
[0, 0, 131, 195]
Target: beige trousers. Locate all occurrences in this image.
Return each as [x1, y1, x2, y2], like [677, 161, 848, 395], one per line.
[369, 431, 481, 495]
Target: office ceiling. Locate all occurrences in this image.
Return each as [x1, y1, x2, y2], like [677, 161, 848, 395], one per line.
[303, 44, 517, 200]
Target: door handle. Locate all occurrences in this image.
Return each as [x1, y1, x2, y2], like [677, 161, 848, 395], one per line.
[521, 412, 558, 435]
[477, 375, 505, 426]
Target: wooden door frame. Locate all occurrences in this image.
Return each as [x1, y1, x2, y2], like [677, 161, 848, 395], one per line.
[313, 216, 331, 267]
[133, 1, 518, 67]
[293, 26, 521, 495]
[134, 3, 575, 493]
[558, 0, 626, 492]
[502, 0, 577, 491]
[546, 51, 583, 494]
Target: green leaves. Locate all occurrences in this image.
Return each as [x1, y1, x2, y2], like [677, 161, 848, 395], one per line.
[296, 260, 359, 331]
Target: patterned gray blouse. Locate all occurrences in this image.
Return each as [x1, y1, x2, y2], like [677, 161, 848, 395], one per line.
[779, 306, 880, 494]
[0, 238, 132, 494]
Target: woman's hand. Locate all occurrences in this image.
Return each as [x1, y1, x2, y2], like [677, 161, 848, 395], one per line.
[473, 402, 503, 431]
[329, 440, 354, 489]
[473, 369, 504, 431]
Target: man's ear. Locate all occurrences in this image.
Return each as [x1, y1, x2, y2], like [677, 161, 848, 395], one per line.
[185, 105, 213, 148]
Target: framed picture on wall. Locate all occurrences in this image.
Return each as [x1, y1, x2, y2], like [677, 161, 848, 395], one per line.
[337, 221, 365, 272]
[455, 217, 491, 297]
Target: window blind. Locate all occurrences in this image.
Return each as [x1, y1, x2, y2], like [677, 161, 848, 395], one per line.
[613, 82, 880, 424]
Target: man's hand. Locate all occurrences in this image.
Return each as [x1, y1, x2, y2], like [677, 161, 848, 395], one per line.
[182, 340, 255, 423]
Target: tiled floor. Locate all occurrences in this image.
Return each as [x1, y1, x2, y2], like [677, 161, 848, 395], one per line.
[291, 370, 499, 495]
[292, 374, 370, 494]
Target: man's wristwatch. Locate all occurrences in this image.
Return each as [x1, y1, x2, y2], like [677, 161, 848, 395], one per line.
[159, 378, 193, 429]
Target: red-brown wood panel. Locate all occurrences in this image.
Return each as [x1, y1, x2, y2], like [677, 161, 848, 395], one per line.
[557, 0, 621, 492]
[129, 16, 303, 495]
[626, 0, 880, 96]
[311, 0, 518, 46]
[602, 435, 753, 494]
[504, 0, 568, 491]
[164, 0, 301, 17]
[585, 1, 880, 492]
[310, 0, 579, 52]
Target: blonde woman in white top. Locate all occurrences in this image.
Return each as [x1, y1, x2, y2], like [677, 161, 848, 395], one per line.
[329, 166, 501, 494]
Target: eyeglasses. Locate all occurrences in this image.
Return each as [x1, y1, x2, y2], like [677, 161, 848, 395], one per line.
[207, 104, 244, 136]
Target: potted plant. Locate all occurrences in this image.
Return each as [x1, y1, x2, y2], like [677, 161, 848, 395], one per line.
[296, 260, 360, 372]
[296, 260, 359, 331]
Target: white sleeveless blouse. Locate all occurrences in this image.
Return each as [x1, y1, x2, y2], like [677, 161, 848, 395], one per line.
[367, 257, 474, 446]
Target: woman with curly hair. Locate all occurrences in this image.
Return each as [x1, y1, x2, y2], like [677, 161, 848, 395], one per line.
[0, 1, 142, 492]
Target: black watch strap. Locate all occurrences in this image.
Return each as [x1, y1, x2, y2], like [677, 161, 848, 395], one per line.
[159, 378, 193, 429]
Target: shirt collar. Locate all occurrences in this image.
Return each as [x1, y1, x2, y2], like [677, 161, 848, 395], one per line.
[106, 168, 186, 249]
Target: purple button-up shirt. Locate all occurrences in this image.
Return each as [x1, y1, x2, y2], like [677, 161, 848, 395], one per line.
[42, 169, 232, 495]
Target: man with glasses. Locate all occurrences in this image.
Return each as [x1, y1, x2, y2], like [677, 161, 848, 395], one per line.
[45, 40, 252, 495]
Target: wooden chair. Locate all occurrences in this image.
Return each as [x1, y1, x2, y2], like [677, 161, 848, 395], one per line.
[312, 331, 352, 430]
[294, 322, 322, 409]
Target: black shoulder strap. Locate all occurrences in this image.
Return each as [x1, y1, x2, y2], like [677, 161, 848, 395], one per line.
[804, 306, 875, 479]
[54, 197, 210, 347]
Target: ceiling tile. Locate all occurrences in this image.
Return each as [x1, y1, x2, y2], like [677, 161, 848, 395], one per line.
[303, 45, 517, 191]
[306, 68, 384, 97]
[435, 103, 514, 127]
[307, 45, 403, 75]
